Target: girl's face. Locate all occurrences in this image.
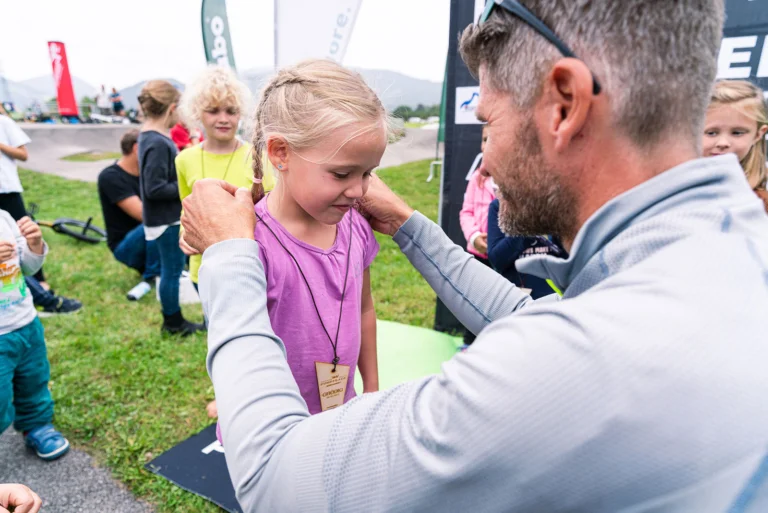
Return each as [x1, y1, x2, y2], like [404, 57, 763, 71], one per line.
[272, 121, 387, 226]
[703, 105, 767, 161]
[202, 101, 241, 144]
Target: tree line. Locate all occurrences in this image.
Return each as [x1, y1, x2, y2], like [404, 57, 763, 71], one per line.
[392, 104, 440, 120]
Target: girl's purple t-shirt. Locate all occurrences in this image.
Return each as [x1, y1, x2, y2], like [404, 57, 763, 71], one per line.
[253, 197, 379, 414]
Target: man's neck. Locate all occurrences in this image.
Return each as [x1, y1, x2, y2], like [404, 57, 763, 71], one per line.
[562, 137, 698, 252]
[203, 137, 238, 155]
[117, 157, 139, 177]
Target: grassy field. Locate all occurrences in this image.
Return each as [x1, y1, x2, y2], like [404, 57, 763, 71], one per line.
[61, 151, 122, 162]
[18, 159, 439, 512]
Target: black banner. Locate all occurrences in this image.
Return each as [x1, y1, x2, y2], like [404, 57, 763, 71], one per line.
[435, 0, 483, 333]
[722, 0, 768, 92]
[145, 424, 241, 513]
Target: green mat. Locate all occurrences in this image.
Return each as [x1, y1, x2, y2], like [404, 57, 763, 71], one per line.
[354, 320, 462, 393]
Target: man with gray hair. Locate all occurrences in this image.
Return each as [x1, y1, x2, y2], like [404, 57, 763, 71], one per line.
[180, 1, 768, 511]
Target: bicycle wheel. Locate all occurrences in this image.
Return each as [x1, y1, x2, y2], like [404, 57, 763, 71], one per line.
[51, 217, 107, 244]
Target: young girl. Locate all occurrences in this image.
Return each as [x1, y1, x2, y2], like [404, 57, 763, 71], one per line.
[138, 80, 204, 336]
[703, 80, 768, 212]
[460, 125, 495, 260]
[459, 125, 495, 344]
[218, 59, 385, 431]
[176, 66, 275, 290]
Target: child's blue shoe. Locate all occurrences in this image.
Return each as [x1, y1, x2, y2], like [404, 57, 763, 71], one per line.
[24, 424, 70, 461]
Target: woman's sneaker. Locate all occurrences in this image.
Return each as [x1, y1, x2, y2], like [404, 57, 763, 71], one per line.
[38, 295, 83, 317]
[24, 424, 70, 461]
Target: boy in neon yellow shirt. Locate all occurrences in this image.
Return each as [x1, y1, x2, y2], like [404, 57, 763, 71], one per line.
[176, 67, 275, 285]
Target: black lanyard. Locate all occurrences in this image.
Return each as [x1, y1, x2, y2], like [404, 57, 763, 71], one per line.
[200, 140, 239, 181]
[255, 209, 354, 372]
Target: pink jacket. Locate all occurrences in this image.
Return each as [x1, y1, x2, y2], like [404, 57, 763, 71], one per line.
[460, 172, 496, 258]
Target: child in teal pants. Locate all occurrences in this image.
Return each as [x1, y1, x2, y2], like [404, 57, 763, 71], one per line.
[0, 209, 69, 460]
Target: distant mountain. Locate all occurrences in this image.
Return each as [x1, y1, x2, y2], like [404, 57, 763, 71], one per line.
[1, 68, 441, 113]
[0, 77, 44, 111]
[19, 75, 98, 101]
[239, 68, 442, 110]
[0, 75, 98, 112]
[116, 79, 186, 110]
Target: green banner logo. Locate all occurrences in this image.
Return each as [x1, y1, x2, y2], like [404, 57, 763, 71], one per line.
[201, 0, 237, 70]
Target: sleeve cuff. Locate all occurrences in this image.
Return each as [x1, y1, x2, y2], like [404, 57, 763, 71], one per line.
[468, 232, 481, 249]
[393, 211, 428, 248]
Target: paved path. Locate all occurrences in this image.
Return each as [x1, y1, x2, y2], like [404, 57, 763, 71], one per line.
[21, 123, 135, 182]
[0, 429, 153, 512]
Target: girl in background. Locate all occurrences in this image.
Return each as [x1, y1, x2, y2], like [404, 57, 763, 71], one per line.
[703, 80, 768, 212]
[138, 80, 204, 336]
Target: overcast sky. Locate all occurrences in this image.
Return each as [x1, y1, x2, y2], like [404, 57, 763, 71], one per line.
[0, 0, 451, 88]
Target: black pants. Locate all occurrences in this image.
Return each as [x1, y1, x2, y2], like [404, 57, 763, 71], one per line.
[0, 192, 45, 282]
[463, 255, 493, 345]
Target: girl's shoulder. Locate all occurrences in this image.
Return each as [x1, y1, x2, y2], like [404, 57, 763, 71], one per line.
[348, 207, 375, 237]
[139, 130, 175, 149]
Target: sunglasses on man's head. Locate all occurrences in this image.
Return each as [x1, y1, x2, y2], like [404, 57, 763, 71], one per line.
[478, 0, 601, 95]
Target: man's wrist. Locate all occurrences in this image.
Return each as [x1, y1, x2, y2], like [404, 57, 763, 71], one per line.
[393, 206, 416, 235]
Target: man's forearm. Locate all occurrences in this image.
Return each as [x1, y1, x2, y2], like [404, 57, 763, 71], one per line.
[393, 212, 533, 334]
[200, 238, 342, 511]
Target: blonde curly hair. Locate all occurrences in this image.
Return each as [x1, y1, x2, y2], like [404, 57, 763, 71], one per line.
[179, 66, 253, 127]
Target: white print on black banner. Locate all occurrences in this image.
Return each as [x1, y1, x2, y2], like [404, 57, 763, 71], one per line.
[718, 35, 768, 85]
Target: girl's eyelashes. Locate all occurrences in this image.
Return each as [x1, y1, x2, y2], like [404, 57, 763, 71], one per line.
[330, 168, 375, 179]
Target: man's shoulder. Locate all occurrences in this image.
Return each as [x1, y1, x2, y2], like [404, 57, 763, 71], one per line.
[98, 163, 124, 182]
[98, 163, 137, 192]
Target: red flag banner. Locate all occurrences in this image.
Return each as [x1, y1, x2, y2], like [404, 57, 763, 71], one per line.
[47, 41, 78, 117]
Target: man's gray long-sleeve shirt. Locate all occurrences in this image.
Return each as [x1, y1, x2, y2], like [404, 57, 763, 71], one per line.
[201, 155, 768, 512]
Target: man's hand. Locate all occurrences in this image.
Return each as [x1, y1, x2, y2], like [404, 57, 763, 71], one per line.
[0, 483, 42, 513]
[473, 233, 488, 254]
[16, 217, 43, 255]
[181, 179, 256, 254]
[0, 241, 16, 262]
[356, 174, 414, 237]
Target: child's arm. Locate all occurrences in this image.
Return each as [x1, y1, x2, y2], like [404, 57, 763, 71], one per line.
[358, 268, 378, 393]
[14, 216, 46, 276]
[0, 143, 28, 161]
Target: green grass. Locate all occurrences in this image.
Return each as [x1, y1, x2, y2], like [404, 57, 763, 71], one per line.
[16, 159, 439, 512]
[404, 121, 428, 129]
[61, 151, 122, 162]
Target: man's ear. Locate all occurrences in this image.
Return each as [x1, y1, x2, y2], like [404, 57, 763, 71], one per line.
[544, 58, 595, 152]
